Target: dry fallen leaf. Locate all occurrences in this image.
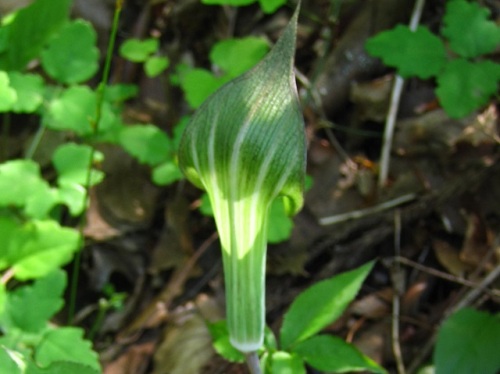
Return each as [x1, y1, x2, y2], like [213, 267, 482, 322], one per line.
[152, 294, 223, 374]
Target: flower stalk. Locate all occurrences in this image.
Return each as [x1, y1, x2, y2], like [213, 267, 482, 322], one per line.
[178, 4, 305, 353]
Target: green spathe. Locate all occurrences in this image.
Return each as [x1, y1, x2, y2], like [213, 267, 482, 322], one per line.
[178, 6, 305, 352]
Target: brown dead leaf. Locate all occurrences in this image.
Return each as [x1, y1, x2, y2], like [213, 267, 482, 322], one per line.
[350, 287, 392, 319]
[152, 294, 223, 374]
[433, 239, 474, 277]
[104, 341, 155, 374]
[460, 212, 496, 269]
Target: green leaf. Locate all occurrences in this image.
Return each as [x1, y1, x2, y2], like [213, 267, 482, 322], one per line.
[56, 181, 86, 216]
[365, 25, 447, 79]
[267, 197, 293, 243]
[199, 192, 213, 216]
[52, 143, 104, 186]
[152, 160, 183, 186]
[201, 0, 284, 13]
[0, 0, 72, 70]
[293, 335, 386, 373]
[1, 219, 79, 280]
[0, 346, 23, 374]
[434, 308, 500, 374]
[46, 86, 95, 135]
[178, 67, 226, 108]
[259, 0, 287, 13]
[269, 351, 306, 374]
[41, 20, 99, 84]
[7, 72, 44, 113]
[118, 124, 171, 165]
[442, 0, 500, 58]
[1, 270, 66, 332]
[119, 38, 158, 63]
[207, 320, 246, 363]
[436, 59, 500, 118]
[280, 262, 374, 350]
[144, 56, 169, 77]
[32, 361, 100, 374]
[104, 83, 138, 102]
[0, 159, 51, 211]
[35, 327, 100, 371]
[210, 37, 269, 78]
[24, 186, 59, 219]
[0, 283, 5, 315]
[0, 71, 17, 112]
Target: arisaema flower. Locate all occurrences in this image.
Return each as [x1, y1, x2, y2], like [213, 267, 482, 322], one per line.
[178, 6, 305, 353]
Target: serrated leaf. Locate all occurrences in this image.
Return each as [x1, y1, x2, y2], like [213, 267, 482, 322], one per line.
[178, 68, 226, 108]
[293, 335, 386, 373]
[210, 37, 269, 78]
[118, 124, 171, 165]
[56, 181, 86, 216]
[145, 56, 169, 77]
[7, 72, 44, 113]
[1, 270, 66, 332]
[0, 0, 72, 70]
[280, 262, 374, 349]
[0, 71, 17, 112]
[442, 0, 500, 58]
[365, 25, 447, 79]
[269, 351, 306, 374]
[434, 308, 500, 374]
[119, 38, 158, 62]
[267, 197, 293, 243]
[24, 186, 59, 219]
[436, 59, 500, 118]
[35, 327, 100, 371]
[104, 83, 138, 102]
[52, 143, 104, 186]
[152, 160, 183, 186]
[46, 86, 95, 135]
[2, 220, 79, 280]
[32, 361, 100, 374]
[41, 20, 99, 84]
[0, 159, 51, 210]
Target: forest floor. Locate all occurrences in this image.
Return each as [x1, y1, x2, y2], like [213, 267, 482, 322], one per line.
[9, 1, 499, 373]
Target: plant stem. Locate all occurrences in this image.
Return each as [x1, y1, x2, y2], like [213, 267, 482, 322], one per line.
[68, 0, 123, 324]
[245, 352, 262, 374]
[378, 0, 426, 187]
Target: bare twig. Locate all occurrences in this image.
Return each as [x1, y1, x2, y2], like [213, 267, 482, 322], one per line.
[319, 193, 416, 225]
[395, 256, 500, 299]
[378, 0, 426, 187]
[391, 210, 406, 374]
[407, 260, 500, 373]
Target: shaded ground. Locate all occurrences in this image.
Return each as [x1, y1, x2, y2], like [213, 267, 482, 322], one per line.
[10, 0, 500, 373]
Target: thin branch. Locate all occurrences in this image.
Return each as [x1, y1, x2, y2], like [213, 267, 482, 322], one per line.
[391, 210, 406, 374]
[378, 0, 426, 187]
[319, 193, 416, 225]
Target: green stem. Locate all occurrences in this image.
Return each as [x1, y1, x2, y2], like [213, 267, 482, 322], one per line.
[68, 0, 123, 324]
[213, 193, 269, 352]
[245, 352, 262, 374]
